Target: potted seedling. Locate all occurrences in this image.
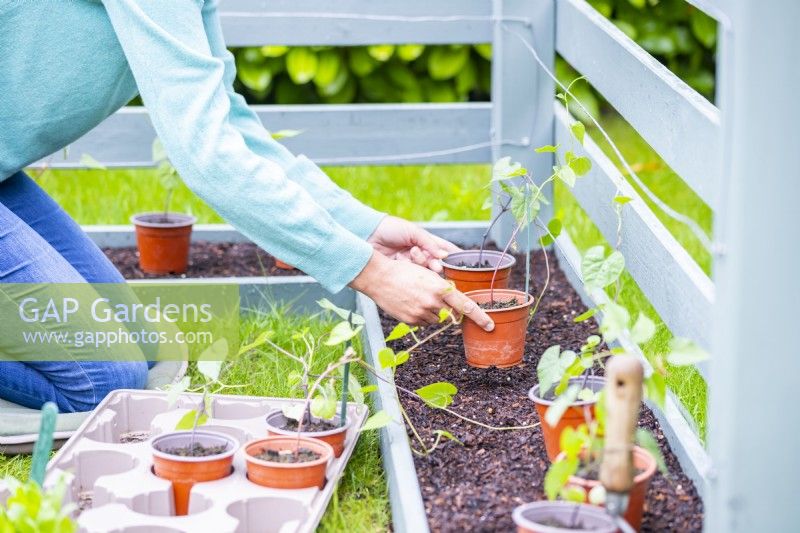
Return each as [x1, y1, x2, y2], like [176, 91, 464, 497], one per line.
[261, 299, 369, 457]
[460, 119, 594, 367]
[441, 195, 516, 292]
[130, 138, 197, 274]
[152, 339, 238, 516]
[243, 299, 391, 489]
[243, 435, 334, 489]
[529, 247, 708, 462]
[460, 156, 551, 368]
[538, 357, 663, 532]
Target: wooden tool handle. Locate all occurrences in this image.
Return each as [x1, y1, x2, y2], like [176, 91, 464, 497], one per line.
[600, 356, 643, 493]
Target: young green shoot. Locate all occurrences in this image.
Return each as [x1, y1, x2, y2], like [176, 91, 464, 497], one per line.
[165, 338, 246, 449]
[152, 138, 181, 221]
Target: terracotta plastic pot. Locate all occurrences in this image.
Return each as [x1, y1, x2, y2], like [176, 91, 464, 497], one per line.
[442, 250, 516, 293]
[556, 446, 657, 532]
[131, 212, 196, 274]
[265, 410, 350, 458]
[513, 501, 618, 532]
[529, 376, 607, 461]
[274, 259, 295, 270]
[151, 430, 238, 516]
[461, 289, 533, 368]
[244, 436, 333, 489]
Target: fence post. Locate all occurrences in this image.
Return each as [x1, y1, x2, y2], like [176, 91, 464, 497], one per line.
[706, 1, 800, 530]
[490, 0, 555, 249]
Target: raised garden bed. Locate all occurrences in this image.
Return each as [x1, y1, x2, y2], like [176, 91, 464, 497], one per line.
[76, 223, 709, 532]
[379, 249, 703, 531]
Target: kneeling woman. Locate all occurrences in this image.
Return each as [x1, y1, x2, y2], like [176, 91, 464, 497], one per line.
[0, 0, 493, 411]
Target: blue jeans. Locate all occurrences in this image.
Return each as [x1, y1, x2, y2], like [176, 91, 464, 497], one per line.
[0, 171, 148, 412]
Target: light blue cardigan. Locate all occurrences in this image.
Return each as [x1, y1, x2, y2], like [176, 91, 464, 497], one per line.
[0, 0, 384, 292]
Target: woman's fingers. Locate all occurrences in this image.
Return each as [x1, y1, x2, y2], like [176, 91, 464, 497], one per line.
[410, 226, 456, 260]
[441, 289, 495, 332]
[409, 246, 429, 267]
[431, 233, 461, 254]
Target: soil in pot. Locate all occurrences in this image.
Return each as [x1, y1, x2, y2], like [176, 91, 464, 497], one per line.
[105, 242, 306, 279]
[558, 446, 658, 532]
[254, 448, 322, 463]
[479, 297, 522, 310]
[529, 375, 606, 461]
[283, 418, 335, 432]
[131, 212, 196, 274]
[513, 501, 618, 533]
[245, 436, 333, 490]
[159, 442, 229, 457]
[461, 288, 533, 368]
[151, 430, 238, 516]
[265, 410, 350, 458]
[381, 249, 703, 532]
[442, 250, 516, 292]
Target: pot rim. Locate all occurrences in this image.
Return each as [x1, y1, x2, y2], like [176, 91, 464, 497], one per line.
[131, 211, 197, 228]
[265, 409, 351, 438]
[528, 375, 607, 407]
[464, 288, 534, 313]
[557, 445, 658, 487]
[512, 501, 617, 532]
[244, 436, 333, 469]
[150, 429, 239, 463]
[442, 250, 517, 272]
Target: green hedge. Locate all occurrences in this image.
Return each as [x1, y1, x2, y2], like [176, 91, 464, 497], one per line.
[126, 2, 716, 108]
[233, 44, 492, 104]
[230, 1, 715, 108]
[594, 0, 717, 94]
[564, 0, 717, 115]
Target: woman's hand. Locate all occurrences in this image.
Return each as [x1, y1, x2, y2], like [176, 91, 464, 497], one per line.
[367, 216, 460, 273]
[350, 251, 494, 331]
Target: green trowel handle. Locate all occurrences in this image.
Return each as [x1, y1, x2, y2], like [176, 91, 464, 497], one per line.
[29, 402, 58, 486]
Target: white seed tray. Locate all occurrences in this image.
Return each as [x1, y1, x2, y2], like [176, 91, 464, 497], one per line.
[42, 389, 367, 533]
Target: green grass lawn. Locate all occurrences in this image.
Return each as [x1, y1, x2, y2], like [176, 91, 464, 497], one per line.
[0, 309, 389, 532]
[33, 164, 490, 225]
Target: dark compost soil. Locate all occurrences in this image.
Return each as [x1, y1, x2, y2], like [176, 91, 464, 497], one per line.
[283, 418, 338, 433]
[158, 443, 229, 457]
[381, 249, 703, 532]
[478, 298, 521, 310]
[104, 242, 303, 279]
[254, 448, 322, 463]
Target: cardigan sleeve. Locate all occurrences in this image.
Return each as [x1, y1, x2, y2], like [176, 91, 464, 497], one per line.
[101, 0, 374, 292]
[200, 0, 385, 241]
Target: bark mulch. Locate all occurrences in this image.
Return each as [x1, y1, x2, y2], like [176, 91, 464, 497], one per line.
[381, 249, 703, 532]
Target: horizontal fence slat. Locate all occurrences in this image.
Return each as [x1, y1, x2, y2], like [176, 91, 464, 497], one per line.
[683, 0, 729, 22]
[556, 0, 720, 207]
[41, 104, 492, 168]
[555, 105, 714, 373]
[220, 0, 492, 46]
[83, 222, 490, 249]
